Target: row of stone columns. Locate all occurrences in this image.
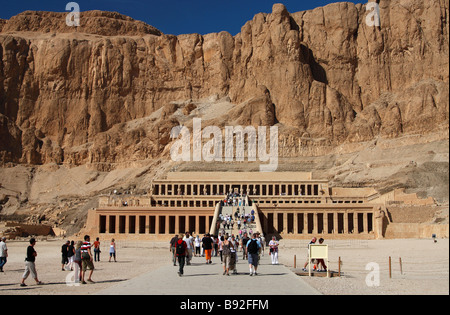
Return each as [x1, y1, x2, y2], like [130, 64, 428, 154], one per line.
[262, 211, 373, 235]
[153, 183, 325, 197]
[99, 214, 214, 236]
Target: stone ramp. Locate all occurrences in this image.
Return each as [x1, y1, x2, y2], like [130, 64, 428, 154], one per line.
[96, 253, 321, 295]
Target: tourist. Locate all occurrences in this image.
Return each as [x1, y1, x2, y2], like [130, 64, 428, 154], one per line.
[0, 237, 7, 272]
[109, 238, 117, 262]
[194, 235, 201, 257]
[73, 241, 82, 284]
[317, 238, 327, 272]
[214, 235, 219, 257]
[20, 238, 42, 287]
[221, 236, 233, 276]
[218, 236, 224, 262]
[67, 240, 75, 271]
[241, 232, 250, 260]
[170, 234, 179, 266]
[246, 233, 261, 276]
[230, 235, 238, 274]
[256, 232, 265, 256]
[202, 233, 213, 264]
[61, 240, 70, 271]
[269, 236, 279, 265]
[175, 234, 188, 276]
[183, 232, 194, 265]
[80, 235, 95, 284]
[302, 237, 317, 272]
[93, 237, 101, 262]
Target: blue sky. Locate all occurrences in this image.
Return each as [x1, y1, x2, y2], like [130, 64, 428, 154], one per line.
[0, 0, 365, 35]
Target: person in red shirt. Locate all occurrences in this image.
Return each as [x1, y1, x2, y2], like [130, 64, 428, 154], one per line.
[175, 234, 187, 276]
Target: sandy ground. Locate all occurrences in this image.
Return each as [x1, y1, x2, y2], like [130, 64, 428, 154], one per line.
[0, 239, 169, 295]
[0, 238, 448, 295]
[280, 238, 449, 295]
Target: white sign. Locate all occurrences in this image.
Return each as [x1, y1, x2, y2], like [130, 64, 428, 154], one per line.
[308, 244, 329, 278]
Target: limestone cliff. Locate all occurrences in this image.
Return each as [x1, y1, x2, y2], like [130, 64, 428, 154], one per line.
[0, 0, 448, 168]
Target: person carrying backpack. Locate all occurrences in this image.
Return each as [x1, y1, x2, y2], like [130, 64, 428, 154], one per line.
[175, 234, 188, 276]
[246, 233, 261, 276]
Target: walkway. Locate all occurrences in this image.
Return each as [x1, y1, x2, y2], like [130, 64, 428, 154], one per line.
[96, 252, 321, 295]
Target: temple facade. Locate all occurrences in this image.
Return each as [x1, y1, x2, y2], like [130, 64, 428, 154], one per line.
[83, 172, 396, 240]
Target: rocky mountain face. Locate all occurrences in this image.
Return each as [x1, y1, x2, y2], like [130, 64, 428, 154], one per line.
[0, 0, 448, 234]
[0, 1, 448, 168]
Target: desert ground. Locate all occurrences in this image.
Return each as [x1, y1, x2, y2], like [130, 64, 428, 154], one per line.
[0, 237, 448, 295]
[281, 238, 449, 295]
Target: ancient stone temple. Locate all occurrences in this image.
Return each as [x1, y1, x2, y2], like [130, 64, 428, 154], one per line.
[82, 171, 440, 241]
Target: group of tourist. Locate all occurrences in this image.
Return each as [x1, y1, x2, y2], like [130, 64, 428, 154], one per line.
[0, 232, 327, 287]
[222, 192, 247, 207]
[218, 210, 255, 233]
[301, 237, 327, 272]
[170, 231, 281, 277]
[0, 235, 120, 287]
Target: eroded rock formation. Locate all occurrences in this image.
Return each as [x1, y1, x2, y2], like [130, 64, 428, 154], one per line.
[0, 0, 448, 168]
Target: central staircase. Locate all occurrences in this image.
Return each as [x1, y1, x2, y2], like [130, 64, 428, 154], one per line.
[219, 205, 257, 236]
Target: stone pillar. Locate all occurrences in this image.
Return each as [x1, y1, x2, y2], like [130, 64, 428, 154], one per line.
[304, 212, 309, 234]
[155, 215, 160, 235]
[195, 215, 200, 235]
[187, 215, 192, 233]
[165, 216, 170, 234]
[105, 215, 110, 234]
[117, 215, 121, 234]
[206, 216, 211, 234]
[263, 212, 269, 234]
[175, 215, 180, 234]
[294, 213, 298, 234]
[324, 212, 329, 234]
[274, 212, 279, 233]
[313, 212, 318, 234]
[144, 216, 149, 234]
[363, 213, 369, 234]
[334, 212, 338, 234]
[344, 212, 349, 234]
[283, 212, 288, 234]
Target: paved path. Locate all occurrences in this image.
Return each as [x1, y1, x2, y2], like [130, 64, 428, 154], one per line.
[97, 253, 321, 295]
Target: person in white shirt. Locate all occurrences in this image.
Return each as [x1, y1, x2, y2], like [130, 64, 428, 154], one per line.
[194, 235, 201, 257]
[268, 236, 279, 265]
[0, 237, 8, 272]
[183, 232, 194, 265]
